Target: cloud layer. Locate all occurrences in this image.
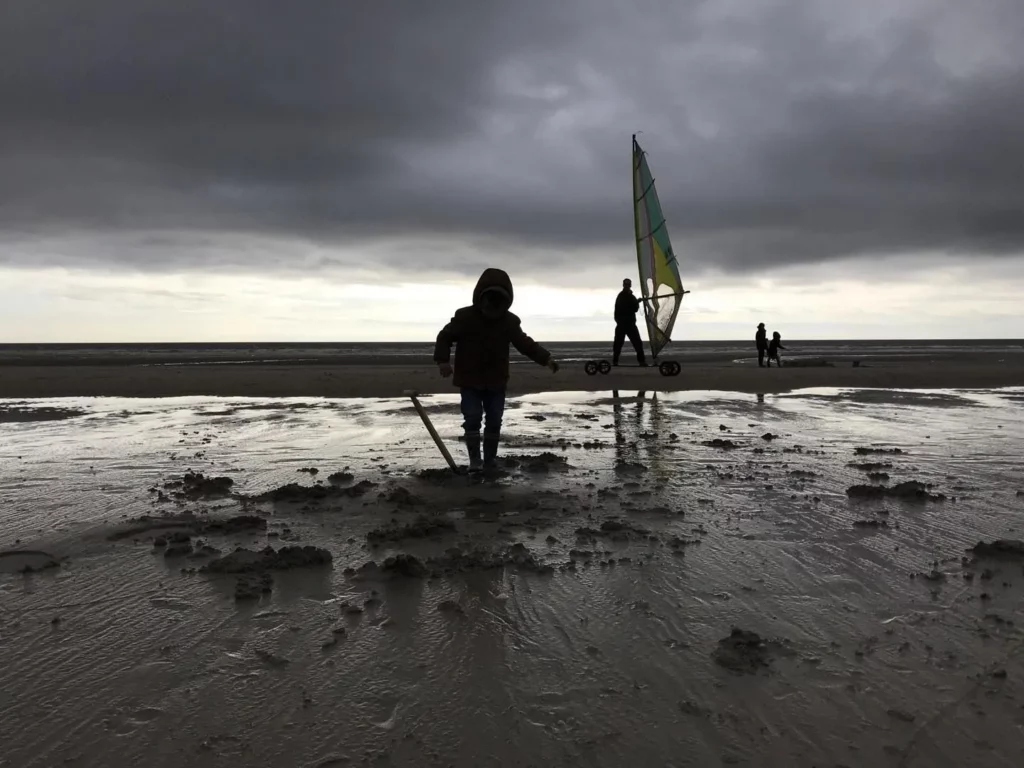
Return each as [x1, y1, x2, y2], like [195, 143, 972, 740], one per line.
[2, 0, 1024, 276]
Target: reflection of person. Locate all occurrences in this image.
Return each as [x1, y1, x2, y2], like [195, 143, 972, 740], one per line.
[755, 323, 767, 367]
[613, 278, 648, 367]
[434, 268, 559, 471]
[766, 331, 786, 368]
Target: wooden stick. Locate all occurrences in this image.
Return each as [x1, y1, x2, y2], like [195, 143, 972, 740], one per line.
[404, 390, 460, 473]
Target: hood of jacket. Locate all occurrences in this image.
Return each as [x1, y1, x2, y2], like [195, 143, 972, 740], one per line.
[472, 268, 514, 308]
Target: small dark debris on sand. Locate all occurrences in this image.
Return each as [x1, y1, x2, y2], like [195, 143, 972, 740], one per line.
[789, 470, 818, 479]
[0, 549, 62, 574]
[848, 461, 895, 472]
[201, 545, 333, 574]
[703, 439, 740, 450]
[854, 447, 905, 456]
[867, 472, 890, 481]
[761, 432, 778, 441]
[525, 414, 547, 421]
[367, 515, 456, 545]
[846, 481, 945, 502]
[256, 479, 376, 502]
[713, 628, 782, 673]
[853, 519, 889, 529]
[327, 471, 354, 485]
[970, 540, 1024, 559]
[297, 467, 319, 475]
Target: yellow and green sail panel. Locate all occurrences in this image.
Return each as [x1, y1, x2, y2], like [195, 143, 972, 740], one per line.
[632, 134, 686, 360]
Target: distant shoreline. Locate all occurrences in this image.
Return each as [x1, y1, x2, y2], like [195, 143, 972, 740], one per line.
[3, 359, 1024, 399]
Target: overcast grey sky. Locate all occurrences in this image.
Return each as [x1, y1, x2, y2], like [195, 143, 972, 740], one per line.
[1, 0, 1023, 340]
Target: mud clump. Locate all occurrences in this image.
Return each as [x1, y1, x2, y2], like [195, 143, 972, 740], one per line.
[297, 467, 319, 475]
[256, 480, 376, 502]
[703, 439, 740, 450]
[713, 628, 778, 673]
[614, 460, 649, 475]
[201, 545, 333, 574]
[327, 471, 354, 485]
[575, 519, 652, 543]
[503, 453, 570, 473]
[351, 543, 553, 580]
[867, 472, 890, 481]
[384, 486, 423, 505]
[235, 572, 273, 601]
[201, 515, 267, 535]
[761, 432, 778, 441]
[854, 447, 905, 456]
[367, 515, 456, 545]
[970, 540, 1024, 559]
[164, 472, 235, 500]
[853, 519, 889, 529]
[846, 481, 945, 502]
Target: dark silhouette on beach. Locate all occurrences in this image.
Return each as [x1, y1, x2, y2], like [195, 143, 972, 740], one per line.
[613, 278, 647, 366]
[766, 331, 786, 368]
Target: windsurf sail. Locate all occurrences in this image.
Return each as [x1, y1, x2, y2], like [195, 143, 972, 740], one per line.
[632, 134, 688, 360]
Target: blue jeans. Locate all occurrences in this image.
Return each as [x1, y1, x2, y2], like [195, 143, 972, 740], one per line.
[460, 388, 505, 436]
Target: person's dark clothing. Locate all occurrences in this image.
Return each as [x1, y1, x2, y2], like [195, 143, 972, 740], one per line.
[613, 288, 647, 365]
[614, 324, 647, 366]
[460, 387, 505, 437]
[433, 268, 552, 392]
[756, 326, 768, 367]
[614, 289, 641, 325]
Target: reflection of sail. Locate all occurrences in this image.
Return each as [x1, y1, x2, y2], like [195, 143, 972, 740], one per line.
[633, 134, 688, 360]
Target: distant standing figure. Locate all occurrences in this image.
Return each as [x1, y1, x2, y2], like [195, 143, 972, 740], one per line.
[766, 331, 786, 368]
[755, 323, 767, 367]
[613, 278, 648, 367]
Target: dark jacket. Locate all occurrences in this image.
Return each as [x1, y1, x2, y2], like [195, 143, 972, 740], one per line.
[615, 289, 641, 326]
[433, 268, 552, 391]
[755, 327, 767, 350]
[768, 337, 786, 355]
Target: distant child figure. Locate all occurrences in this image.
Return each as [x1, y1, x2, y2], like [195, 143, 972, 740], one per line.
[766, 331, 786, 367]
[434, 268, 559, 471]
[755, 322, 767, 367]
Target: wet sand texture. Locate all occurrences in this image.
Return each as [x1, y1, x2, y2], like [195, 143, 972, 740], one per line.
[1, 386, 1024, 766]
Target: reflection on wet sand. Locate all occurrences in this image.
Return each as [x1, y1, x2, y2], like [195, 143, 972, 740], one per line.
[1, 387, 1024, 767]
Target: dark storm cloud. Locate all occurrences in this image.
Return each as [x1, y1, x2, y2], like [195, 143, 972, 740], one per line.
[2, 0, 1024, 275]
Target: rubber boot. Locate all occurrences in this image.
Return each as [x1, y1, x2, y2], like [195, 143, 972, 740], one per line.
[482, 433, 500, 470]
[465, 434, 482, 472]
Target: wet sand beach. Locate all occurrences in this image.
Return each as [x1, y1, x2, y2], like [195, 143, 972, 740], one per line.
[3, 358, 1024, 399]
[2, 387, 1024, 767]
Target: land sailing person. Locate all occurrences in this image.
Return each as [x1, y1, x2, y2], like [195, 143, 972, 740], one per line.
[613, 278, 648, 367]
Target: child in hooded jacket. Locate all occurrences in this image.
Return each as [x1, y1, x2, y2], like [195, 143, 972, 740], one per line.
[434, 268, 559, 471]
[766, 331, 786, 367]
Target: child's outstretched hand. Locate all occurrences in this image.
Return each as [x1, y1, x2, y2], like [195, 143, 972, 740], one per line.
[438, 362, 453, 378]
[547, 360, 559, 373]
